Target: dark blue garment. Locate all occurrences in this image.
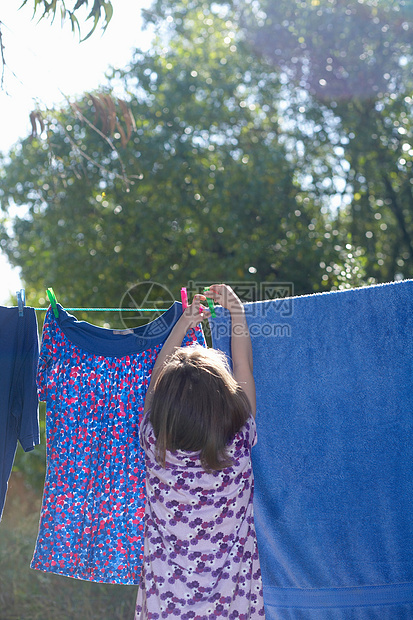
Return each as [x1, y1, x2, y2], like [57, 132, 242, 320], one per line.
[0, 306, 39, 520]
[209, 280, 413, 619]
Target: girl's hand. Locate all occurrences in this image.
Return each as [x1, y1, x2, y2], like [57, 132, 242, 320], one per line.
[206, 284, 243, 314]
[182, 293, 210, 328]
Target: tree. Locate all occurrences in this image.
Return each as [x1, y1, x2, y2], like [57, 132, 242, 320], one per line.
[0, 0, 334, 313]
[236, 0, 413, 283]
[4, 0, 410, 313]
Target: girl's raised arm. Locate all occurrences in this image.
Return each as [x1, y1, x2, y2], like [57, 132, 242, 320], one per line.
[143, 294, 209, 413]
[207, 284, 256, 418]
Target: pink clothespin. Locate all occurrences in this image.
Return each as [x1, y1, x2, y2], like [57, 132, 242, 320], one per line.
[181, 286, 205, 314]
[181, 287, 188, 310]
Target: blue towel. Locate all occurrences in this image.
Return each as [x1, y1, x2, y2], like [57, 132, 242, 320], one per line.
[209, 280, 413, 619]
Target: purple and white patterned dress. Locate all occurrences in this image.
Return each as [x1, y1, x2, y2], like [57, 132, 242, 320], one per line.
[135, 411, 265, 619]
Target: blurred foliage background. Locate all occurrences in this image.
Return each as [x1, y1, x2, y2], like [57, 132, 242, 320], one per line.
[2, 0, 412, 314]
[0, 0, 412, 617]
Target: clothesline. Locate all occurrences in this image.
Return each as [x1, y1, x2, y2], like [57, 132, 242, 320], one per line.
[14, 288, 206, 315]
[30, 307, 169, 312]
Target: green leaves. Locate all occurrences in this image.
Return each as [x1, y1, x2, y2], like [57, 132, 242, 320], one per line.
[2, 0, 412, 311]
[19, 0, 114, 40]
[82, 0, 113, 41]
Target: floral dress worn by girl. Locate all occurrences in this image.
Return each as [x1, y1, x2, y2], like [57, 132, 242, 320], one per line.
[135, 410, 265, 620]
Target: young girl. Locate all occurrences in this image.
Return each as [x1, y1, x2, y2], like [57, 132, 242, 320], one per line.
[135, 284, 265, 619]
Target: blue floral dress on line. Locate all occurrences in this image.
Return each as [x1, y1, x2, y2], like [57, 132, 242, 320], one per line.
[31, 303, 205, 584]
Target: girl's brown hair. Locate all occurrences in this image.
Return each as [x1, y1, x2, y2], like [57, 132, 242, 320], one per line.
[149, 345, 251, 471]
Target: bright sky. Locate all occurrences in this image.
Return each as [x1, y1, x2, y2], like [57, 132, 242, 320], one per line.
[0, 0, 152, 304]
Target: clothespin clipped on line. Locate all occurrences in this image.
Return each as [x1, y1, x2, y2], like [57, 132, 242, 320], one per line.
[203, 287, 216, 317]
[180, 286, 216, 317]
[180, 287, 188, 310]
[16, 288, 26, 317]
[46, 287, 59, 318]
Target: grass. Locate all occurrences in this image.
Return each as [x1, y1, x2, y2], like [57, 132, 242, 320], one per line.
[0, 473, 136, 620]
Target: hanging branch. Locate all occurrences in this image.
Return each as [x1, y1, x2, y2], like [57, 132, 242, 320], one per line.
[28, 94, 142, 189]
[29, 110, 45, 138]
[1, 2, 113, 91]
[0, 22, 5, 89]
[19, 0, 114, 41]
[59, 124, 133, 187]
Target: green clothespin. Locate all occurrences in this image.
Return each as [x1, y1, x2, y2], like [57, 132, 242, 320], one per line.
[206, 296, 216, 317]
[203, 287, 216, 317]
[47, 287, 59, 318]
